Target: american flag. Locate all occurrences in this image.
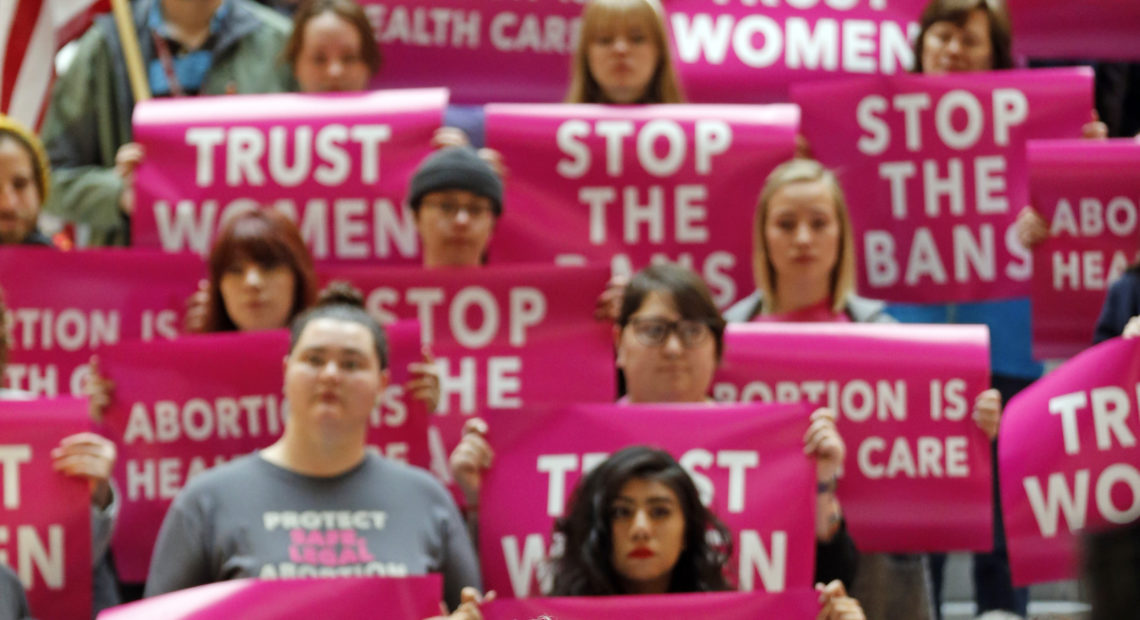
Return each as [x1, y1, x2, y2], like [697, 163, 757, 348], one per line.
[1, 0, 109, 130]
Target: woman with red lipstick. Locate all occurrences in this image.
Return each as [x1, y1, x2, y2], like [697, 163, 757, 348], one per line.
[724, 159, 1001, 619]
[565, 0, 684, 105]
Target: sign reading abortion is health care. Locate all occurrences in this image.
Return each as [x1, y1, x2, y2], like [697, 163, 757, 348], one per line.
[132, 89, 447, 264]
[0, 248, 200, 398]
[1001, 338, 1140, 585]
[479, 403, 816, 599]
[794, 68, 1093, 303]
[485, 104, 796, 308]
[713, 323, 992, 552]
[0, 399, 91, 620]
[359, 0, 924, 103]
[98, 323, 429, 582]
[1028, 139, 1140, 360]
[319, 264, 616, 480]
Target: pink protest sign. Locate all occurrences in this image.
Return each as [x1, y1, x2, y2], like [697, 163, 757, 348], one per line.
[485, 589, 820, 620]
[667, 0, 926, 103]
[318, 263, 616, 476]
[361, 1, 581, 103]
[484, 104, 796, 308]
[131, 89, 447, 264]
[0, 247, 201, 398]
[1001, 337, 1140, 586]
[1029, 139, 1140, 360]
[1008, 0, 1140, 61]
[793, 68, 1094, 303]
[97, 575, 442, 619]
[98, 323, 429, 582]
[479, 403, 816, 598]
[712, 322, 992, 552]
[0, 398, 92, 620]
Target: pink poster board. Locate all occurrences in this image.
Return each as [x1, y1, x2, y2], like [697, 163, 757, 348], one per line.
[793, 68, 1093, 303]
[132, 89, 447, 264]
[713, 323, 992, 551]
[0, 398, 92, 620]
[1008, 0, 1140, 61]
[97, 575, 442, 619]
[1001, 337, 1140, 585]
[479, 403, 816, 598]
[317, 263, 616, 479]
[484, 104, 796, 308]
[0, 248, 201, 397]
[1028, 139, 1140, 359]
[98, 323, 429, 582]
[485, 589, 821, 620]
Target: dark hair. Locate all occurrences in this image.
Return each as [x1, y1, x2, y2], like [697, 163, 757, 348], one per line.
[289, 281, 389, 369]
[200, 209, 319, 333]
[913, 0, 1014, 72]
[284, 0, 382, 77]
[617, 263, 726, 359]
[550, 446, 733, 596]
[1084, 521, 1140, 620]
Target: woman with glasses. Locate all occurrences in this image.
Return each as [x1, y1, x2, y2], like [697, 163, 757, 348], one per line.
[407, 147, 503, 268]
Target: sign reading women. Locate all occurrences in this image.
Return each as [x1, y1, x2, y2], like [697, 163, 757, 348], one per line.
[485, 104, 796, 308]
[1028, 139, 1140, 359]
[794, 68, 1093, 303]
[132, 89, 446, 264]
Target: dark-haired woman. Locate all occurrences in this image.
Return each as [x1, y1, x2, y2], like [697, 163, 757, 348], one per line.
[285, 0, 380, 93]
[144, 286, 484, 615]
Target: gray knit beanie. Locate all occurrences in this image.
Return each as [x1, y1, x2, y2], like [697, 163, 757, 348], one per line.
[407, 147, 503, 216]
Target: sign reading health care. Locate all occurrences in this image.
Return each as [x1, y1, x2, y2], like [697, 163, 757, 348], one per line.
[484, 104, 796, 308]
[1001, 337, 1140, 585]
[1029, 140, 1140, 360]
[1008, 0, 1140, 61]
[667, 0, 925, 102]
[0, 399, 91, 620]
[98, 323, 429, 582]
[99, 575, 442, 620]
[793, 68, 1093, 303]
[132, 89, 447, 263]
[0, 248, 201, 398]
[713, 322, 992, 551]
[479, 403, 816, 598]
[485, 589, 820, 620]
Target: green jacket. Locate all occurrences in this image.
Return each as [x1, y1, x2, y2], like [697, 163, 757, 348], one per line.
[40, 0, 294, 246]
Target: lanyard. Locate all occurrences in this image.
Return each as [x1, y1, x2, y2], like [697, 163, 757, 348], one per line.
[151, 30, 186, 98]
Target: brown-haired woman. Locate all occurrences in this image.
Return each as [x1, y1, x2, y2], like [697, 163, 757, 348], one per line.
[285, 0, 381, 93]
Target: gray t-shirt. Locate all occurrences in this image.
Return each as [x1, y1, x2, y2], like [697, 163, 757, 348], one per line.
[0, 563, 30, 620]
[144, 452, 480, 609]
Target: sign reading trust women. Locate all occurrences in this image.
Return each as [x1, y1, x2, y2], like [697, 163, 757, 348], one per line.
[484, 104, 796, 308]
[1028, 140, 1140, 360]
[793, 68, 1093, 303]
[0, 248, 200, 399]
[358, 0, 924, 103]
[131, 89, 447, 264]
[0, 399, 91, 620]
[712, 323, 992, 552]
[1001, 337, 1140, 585]
[98, 324, 429, 582]
[479, 403, 816, 599]
[318, 264, 616, 469]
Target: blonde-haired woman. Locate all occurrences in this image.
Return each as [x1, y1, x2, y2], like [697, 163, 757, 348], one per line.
[725, 159, 1002, 620]
[565, 0, 684, 104]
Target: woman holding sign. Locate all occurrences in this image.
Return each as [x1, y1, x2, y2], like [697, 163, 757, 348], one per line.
[145, 285, 486, 615]
[285, 0, 381, 94]
[565, 0, 684, 105]
[724, 159, 1003, 620]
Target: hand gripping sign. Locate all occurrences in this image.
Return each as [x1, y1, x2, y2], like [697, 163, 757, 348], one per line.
[793, 68, 1093, 303]
[0, 398, 91, 620]
[98, 322, 429, 582]
[132, 89, 447, 265]
[1001, 337, 1140, 585]
[1028, 139, 1140, 360]
[712, 322, 992, 552]
[479, 402, 816, 599]
[484, 103, 797, 308]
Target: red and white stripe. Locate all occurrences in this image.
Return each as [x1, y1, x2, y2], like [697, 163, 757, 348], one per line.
[1, 0, 107, 130]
